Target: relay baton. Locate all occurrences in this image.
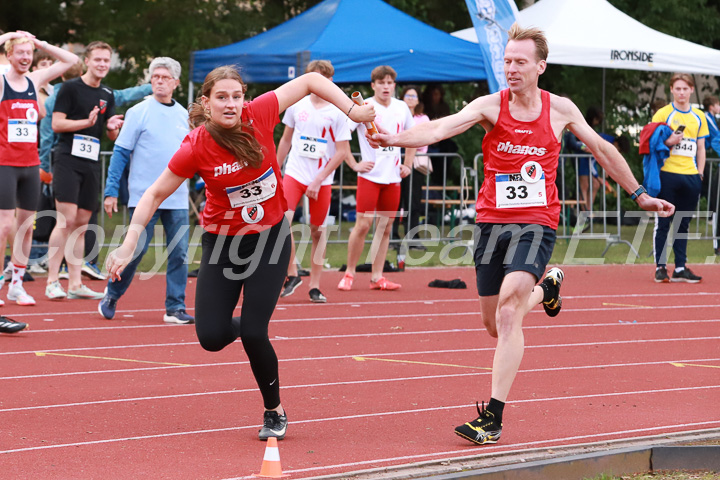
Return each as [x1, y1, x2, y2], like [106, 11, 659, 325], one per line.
[351, 91, 378, 135]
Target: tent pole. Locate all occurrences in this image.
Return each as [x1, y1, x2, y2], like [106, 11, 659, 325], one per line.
[601, 68, 606, 133]
[188, 81, 194, 108]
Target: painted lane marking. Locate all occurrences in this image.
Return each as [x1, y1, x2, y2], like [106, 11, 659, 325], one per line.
[35, 352, 190, 367]
[352, 355, 491, 370]
[670, 362, 720, 369]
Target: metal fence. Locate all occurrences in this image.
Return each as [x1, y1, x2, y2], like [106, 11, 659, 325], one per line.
[91, 151, 719, 254]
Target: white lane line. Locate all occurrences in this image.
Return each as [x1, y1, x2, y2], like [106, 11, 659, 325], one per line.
[3, 357, 720, 411]
[3, 333, 720, 364]
[2, 388, 719, 455]
[8, 290, 720, 319]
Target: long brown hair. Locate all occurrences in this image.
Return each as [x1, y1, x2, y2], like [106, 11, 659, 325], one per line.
[188, 66, 264, 169]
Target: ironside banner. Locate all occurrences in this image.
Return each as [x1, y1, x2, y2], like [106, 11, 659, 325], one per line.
[464, 0, 519, 93]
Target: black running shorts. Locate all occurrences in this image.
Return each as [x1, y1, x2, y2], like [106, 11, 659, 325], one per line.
[0, 165, 40, 211]
[52, 154, 100, 211]
[473, 222, 556, 297]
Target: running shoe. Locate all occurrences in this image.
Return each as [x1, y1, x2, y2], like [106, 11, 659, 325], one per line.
[0, 316, 28, 334]
[67, 284, 104, 300]
[654, 266, 670, 283]
[46, 281, 67, 300]
[7, 284, 36, 306]
[98, 295, 118, 320]
[541, 267, 564, 317]
[370, 277, 401, 291]
[671, 267, 702, 283]
[337, 272, 354, 291]
[308, 288, 327, 303]
[258, 410, 287, 441]
[454, 401, 502, 445]
[58, 265, 69, 280]
[0, 298, 4, 307]
[280, 276, 302, 298]
[163, 309, 195, 324]
[0, 274, 4, 291]
[82, 262, 107, 281]
[28, 263, 47, 274]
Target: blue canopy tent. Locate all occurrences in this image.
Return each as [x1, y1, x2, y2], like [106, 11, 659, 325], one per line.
[190, 0, 487, 89]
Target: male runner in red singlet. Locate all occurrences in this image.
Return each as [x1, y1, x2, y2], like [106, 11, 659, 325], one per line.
[0, 31, 78, 310]
[370, 23, 674, 445]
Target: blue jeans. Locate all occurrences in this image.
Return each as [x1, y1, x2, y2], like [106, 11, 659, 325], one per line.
[106, 208, 190, 311]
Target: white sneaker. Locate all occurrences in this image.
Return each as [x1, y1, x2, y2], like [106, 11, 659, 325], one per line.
[7, 284, 36, 306]
[0, 274, 4, 291]
[46, 281, 67, 300]
[0, 298, 4, 307]
[58, 265, 69, 280]
[28, 263, 47, 274]
[67, 284, 104, 300]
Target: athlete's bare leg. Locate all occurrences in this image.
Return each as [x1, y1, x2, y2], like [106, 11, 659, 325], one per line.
[344, 213, 373, 276]
[308, 224, 327, 290]
[369, 214, 393, 282]
[479, 271, 544, 402]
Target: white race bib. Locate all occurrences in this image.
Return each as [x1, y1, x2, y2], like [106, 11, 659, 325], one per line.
[376, 145, 398, 159]
[671, 138, 697, 158]
[71, 134, 100, 161]
[298, 135, 328, 160]
[495, 161, 547, 209]
[226, 167, 277, 209]
[7, 119, 37, 143]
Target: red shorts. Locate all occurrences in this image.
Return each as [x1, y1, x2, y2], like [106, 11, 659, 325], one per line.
[283, 174, 332, 226]
[355, 177, 400, 217]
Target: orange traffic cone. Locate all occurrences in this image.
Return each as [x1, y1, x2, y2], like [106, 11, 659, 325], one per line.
[253, 437, 289, 478]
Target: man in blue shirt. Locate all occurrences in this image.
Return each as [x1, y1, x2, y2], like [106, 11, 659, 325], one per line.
[702, 95, 720, 255]
[98, 57, 193, 324]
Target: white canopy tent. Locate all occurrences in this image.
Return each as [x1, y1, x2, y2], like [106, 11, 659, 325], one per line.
[452, 0, 720, 76]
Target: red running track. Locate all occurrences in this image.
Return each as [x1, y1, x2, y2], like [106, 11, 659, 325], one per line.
[1, 264, 719, 479]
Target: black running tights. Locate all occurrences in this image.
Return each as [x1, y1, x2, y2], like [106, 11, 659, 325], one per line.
[195, 220, 291, 409]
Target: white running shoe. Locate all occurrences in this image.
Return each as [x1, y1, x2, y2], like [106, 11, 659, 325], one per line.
[68, 284, 105, 300]
[7, 284, 36, 306]
[46, 281, 67, 300]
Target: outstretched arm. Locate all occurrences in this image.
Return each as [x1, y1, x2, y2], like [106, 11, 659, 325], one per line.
[274, 72, 375, 124]
[105, 168, 186, 280]
[369, 94, 496, 149]
[565, 99, 674, 216]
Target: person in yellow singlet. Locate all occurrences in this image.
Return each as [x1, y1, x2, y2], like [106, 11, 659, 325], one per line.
[651, 73, 708, 283]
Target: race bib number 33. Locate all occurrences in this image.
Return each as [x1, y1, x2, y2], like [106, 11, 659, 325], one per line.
[495, 161, 547, 209]
[8, 119, 37, 143]
[226, 167, 277, 209]
[71, 134, 100, 161]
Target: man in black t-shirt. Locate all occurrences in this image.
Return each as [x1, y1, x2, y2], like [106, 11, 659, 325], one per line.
[46, 41, 124, 300]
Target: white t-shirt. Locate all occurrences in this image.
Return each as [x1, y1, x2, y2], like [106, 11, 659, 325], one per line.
[350, 97, 415, 185]
[282, 95, 351, 186]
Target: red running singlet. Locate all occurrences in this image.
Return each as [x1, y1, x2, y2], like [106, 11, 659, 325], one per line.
[476, 89, 561, 229]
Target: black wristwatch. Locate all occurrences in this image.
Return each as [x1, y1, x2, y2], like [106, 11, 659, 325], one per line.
[630, 185, 647, 201]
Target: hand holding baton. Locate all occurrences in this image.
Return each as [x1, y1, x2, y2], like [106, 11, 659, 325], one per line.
[351, 91, 378, 136]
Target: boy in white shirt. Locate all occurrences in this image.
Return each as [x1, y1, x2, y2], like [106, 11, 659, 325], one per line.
[277, 60, 352, 303]
[338, 65, 415, 291]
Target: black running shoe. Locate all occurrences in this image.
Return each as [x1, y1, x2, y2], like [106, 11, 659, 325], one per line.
[309, 288, 327, 303]
[655, 266, 670, 283]
[454, 402, 502, 445]
[542, 267, 564, 317]
[258, 410, 287, 440]
[0, 316, 28, 334]
[671, 267, 702, 283]
[280, 276, 302, 298]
